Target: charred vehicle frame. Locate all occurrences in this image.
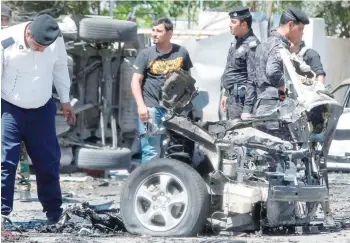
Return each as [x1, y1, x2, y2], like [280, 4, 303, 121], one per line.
[119, 46, 343, 237]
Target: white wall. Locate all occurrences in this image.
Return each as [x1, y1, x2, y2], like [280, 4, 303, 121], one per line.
[323, 37, 350, 86]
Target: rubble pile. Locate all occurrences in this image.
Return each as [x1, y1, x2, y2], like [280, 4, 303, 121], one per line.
[42, 201, 127, 236]
[2, 201, 128, 239]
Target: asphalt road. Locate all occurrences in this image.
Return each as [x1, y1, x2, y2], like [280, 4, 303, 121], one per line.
[2, 172, 350, 243]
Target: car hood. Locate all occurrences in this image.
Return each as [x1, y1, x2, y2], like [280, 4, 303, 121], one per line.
[278, 47, 344, 155]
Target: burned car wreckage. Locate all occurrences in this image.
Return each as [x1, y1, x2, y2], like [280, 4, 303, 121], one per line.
[118, 46, 344, 236]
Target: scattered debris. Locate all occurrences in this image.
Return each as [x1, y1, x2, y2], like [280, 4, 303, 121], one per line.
[97, 181, 109, 187]
[82, 201, 115, 212]
[78, 227, 92, 236]
[198, 239, 248, 243]
[58, 201, 126, 233]
[4, 173, 350, 242]
[60, 176, 94, 182]
[62, 192, 77, 198]
[295, 225, 320, 235]
[1, 230, 23, 242]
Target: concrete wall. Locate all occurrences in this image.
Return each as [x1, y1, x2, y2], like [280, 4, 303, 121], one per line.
[323, 37, 350, 86]
[194, 13, 350, 87]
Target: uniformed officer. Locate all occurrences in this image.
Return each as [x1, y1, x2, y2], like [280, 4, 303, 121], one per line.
[1, 3, 33, 203]
[1, 3, 12, 28]
[290, 40, 326, 83]
[1, 14, 76, 225]
[221, 6, 260, 120]
[254, 6, 309, 128]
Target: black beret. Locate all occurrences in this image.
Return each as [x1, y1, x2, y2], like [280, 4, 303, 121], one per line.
[229, 6, 251, 19]
[284, 6, 309, 25]
[1, 3, 12, 18]
[29, 14, 60, 46]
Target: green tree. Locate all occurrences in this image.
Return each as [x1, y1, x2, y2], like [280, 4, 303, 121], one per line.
[3, 0, 92, 21]
[306, 1, 350, 38]
[99, 1, 190, 28]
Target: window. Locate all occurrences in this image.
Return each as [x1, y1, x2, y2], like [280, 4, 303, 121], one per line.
[332, 85, 349, 105]
[345, 91, 350, 108]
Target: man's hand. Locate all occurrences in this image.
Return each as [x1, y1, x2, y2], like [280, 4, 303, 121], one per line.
[61, 103, 76, 125]
[221, 96, 228, 112]
[241, 113, 251, 120]
[138, 104, 149, 121]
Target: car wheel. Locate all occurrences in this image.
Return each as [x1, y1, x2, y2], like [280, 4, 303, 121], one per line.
[75, 147, 131, 170]
[79, 18, 137, 42]
[120, 158, 209, 236]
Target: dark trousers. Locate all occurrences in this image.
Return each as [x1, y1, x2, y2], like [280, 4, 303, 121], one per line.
[254, 99, 280, 130]
[227, 94, 245, 119]
[1, 98, 62, 219]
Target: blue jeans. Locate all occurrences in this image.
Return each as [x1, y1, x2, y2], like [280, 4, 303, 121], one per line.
[138, 107, 167, 163]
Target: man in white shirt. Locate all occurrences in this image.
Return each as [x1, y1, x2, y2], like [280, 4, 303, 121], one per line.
[1, 14, 76, 225]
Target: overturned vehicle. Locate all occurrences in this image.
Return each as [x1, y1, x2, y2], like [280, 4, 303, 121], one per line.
[13, 15, 146, 170]
[119, 46, 344, 236]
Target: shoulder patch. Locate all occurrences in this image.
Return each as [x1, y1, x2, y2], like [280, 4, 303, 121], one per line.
[248, 40, 258, 48]
[1, 37, 15, 50]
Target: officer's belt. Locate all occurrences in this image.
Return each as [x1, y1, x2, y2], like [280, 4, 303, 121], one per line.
[259, 99, 279, 105]
[228, 84, 247, 97]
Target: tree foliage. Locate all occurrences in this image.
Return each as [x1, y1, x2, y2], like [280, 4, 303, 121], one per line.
[305, 1, 350, 38]
[3, 0, 349, 37]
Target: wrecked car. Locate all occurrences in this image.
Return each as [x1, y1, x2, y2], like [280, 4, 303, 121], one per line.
[119, 45, 343, 237]
[326, 78, 350, 171]
[19, 15, 141, 169]
[54, 15, 140, 170]
[22, 15, 202, 170]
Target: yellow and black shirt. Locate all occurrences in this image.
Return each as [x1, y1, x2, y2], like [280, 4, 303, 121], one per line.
[133, 44, 193, 108]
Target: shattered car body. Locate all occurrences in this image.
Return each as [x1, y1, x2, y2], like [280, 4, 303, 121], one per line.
[120, 46, 343, 236]
[326, 78, 350, 171]
[20, 15, 146, 169]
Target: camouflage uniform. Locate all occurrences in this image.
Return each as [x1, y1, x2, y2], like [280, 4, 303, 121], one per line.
[253, 29, 290, 129]
[222, 7, 260, 120]
[222, 29, 260, 119]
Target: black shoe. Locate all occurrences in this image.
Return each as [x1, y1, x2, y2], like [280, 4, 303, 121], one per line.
[46, 216, 60, 225]
[46, 209, 63, 225]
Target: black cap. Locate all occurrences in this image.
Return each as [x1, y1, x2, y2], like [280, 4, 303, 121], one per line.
[29, 14, 60, 46]
[1, 3, 12, 18]
[284, 6, 309, 25]
[229, 6, 251, 19]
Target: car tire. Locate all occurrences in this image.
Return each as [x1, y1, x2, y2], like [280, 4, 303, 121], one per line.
[75, 147, 131, 170]
[120, 158, 209, 237]
[79, 18, 137, 42]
